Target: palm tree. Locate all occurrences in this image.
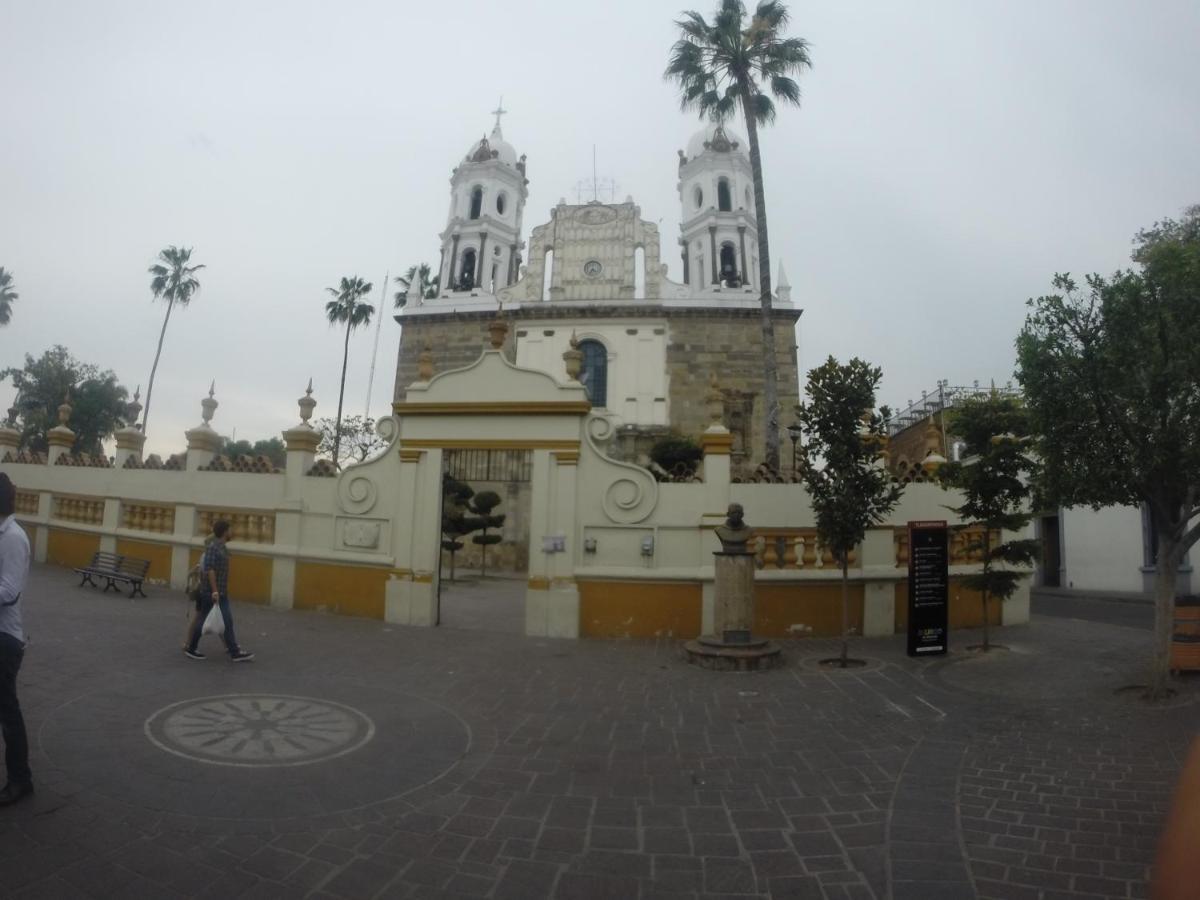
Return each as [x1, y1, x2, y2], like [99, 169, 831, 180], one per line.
[0, 267, 17, 325]
[325, 276, 375, 468]
[666, 0, 812, 473]
[394, 263, 439, 308]
[144, 246, 205, 435]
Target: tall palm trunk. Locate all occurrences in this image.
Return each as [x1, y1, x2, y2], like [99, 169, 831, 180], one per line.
[740, 87, 781, 473]
[840, 556, 849, 667]
[333, 317, 352, 468]
[142, 297, 175, 435]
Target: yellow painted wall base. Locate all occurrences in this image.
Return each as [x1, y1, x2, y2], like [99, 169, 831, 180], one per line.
[754, 583, 866, 638]
[116, 538, 173, 583]
[894, 578, 1002, 632]
[579, 580, 702, 638]
[188, 547, 273, 605]
[294, 561, 388, 619]
[47, 529, 100, 569]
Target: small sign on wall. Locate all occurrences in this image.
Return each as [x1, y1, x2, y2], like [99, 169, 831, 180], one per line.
[542, 534, 566, 553]
[907, 520, 949, 656]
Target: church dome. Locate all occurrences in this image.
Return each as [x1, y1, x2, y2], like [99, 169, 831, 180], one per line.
[685, 122, 748, 161]
[465, 126, 519, 168]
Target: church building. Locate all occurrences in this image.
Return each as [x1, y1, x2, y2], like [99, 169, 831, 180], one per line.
[393, 115, 801, 473]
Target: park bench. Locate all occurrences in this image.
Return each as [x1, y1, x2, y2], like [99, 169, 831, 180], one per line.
[73, 552, 150, 598]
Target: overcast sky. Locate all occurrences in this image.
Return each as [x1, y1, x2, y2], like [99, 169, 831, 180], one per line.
[2, 0, 1198, 456]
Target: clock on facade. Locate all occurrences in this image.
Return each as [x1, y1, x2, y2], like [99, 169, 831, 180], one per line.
[583, 260, 603, 278]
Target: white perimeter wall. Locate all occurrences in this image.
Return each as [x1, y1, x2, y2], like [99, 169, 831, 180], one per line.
[1061, 504, 1145, 594]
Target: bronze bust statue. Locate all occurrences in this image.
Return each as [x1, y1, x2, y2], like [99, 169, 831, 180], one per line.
[714, 502, 753, 553]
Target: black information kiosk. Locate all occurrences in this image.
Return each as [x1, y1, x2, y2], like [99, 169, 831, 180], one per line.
[907, 520, 949, 656]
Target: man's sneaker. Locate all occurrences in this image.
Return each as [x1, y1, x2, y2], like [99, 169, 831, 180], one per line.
[183, 648, 206, 660]
[230, 650, 255, 662]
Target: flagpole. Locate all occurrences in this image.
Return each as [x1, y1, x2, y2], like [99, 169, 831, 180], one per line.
[364, 270, 388, 419]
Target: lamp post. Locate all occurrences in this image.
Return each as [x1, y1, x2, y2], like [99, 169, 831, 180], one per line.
[786, 423, 803, 477]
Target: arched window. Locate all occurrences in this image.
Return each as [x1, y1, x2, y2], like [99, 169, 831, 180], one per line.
[634, 246, 646, 300]
[460, 249, 477, 290]
[717, 178, 732, 212]
[469, 187, 483, 220]
[496, 192, 507, 215]
[693, 185, 704, 209]
[719, 243, 738, 285]
[578, 339, 608, 408]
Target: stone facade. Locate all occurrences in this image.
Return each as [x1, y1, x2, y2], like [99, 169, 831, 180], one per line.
[394, 304, 800, 472]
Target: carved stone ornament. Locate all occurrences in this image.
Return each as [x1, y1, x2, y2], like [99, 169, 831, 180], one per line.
[298, 379, 316, 424]
[563, 331, 583, 380]
[487, 317, 509, 350]
[575, 205, 618, 226]
[201, 382, 218, 425]
[417, 342, 435, 380]
[343, 520, 381, 549]
[470, 135, 498, 163]
[705, 125, 738, 153]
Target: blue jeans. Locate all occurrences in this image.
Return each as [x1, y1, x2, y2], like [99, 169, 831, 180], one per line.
[186, 594, 239, 655]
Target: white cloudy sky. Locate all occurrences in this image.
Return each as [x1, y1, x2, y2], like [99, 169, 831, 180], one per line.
[2, 0, 1198, 456]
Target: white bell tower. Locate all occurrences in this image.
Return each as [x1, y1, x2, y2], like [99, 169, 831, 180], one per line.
[676, 123, 758, 291]
[437, 103, 528, 295]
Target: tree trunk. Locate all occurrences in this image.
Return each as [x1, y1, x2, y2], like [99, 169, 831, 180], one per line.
[333, 317, 352, 469]
[840, 557, 849, 667]
[981, 528, 991, 652]
[1149, 534, 1181, 700]
[141, 298, 174, 436]
[480, 530, 488, 578]
[739, 88, 780, 474]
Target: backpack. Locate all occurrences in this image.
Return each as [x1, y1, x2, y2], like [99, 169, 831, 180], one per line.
[185, 563, 203, 600]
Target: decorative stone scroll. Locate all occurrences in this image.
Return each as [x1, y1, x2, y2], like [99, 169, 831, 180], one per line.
[583, 413, 658, 525]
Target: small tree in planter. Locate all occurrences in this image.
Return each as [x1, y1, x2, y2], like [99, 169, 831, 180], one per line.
[468, 491, 506, 577]
[797, 357, 903, 667]
[937, 393, 1040, 652]
[441, 474, 478, 582]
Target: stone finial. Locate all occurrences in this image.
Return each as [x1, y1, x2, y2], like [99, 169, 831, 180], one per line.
[417, 341, 435, 381]
[298, 379, 316, 425]
[563, 332, 583, 380]
[126, 386, 143, 428]
[487, 316, 509, 350]
[57, 391, 72, 426]
[200, 381, 218, 425]
[706, 372, 725, 426]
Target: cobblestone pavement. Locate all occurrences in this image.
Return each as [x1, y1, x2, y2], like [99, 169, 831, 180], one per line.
[1, 563, 1196, 899]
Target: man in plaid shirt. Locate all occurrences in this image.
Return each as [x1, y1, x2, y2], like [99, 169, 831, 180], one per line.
[184, 519, 254, 661]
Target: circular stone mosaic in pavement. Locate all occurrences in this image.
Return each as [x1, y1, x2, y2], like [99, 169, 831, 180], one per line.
[40, 676, 471, 822]
[144, 694, 375, 768]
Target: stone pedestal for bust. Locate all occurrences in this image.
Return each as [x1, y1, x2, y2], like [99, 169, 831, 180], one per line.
[685, 504, 782, 671]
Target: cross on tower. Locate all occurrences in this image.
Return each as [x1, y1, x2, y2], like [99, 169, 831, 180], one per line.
[491, 98, 507, 131]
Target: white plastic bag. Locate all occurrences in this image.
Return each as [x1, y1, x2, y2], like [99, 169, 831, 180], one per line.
[201, 602, 225, 636]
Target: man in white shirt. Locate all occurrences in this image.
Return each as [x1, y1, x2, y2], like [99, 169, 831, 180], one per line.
[0, 473, 32, 806]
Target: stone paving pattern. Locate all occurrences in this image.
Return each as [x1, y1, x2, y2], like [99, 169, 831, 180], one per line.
[0, 564, 1195, 898]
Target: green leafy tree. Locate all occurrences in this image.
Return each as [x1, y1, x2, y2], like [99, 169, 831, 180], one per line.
[441, 473, 478, 582]
[0, 267, 18, 325]
[937, 394, 1040, 652]
[394, 263, 439, 308]
[314, 415, 386, 467]
[221, 437, 286, 468]
[324, 276, 374, 469]
[650, 432, 704, 479]
[1017, 205, 1200, 698]
[144, 246, 205, 437]
[796, 357, 903, 666]
[666, 0, 812, 472]
[468, 490, 506, 577]
[1, 346, 129, 455]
